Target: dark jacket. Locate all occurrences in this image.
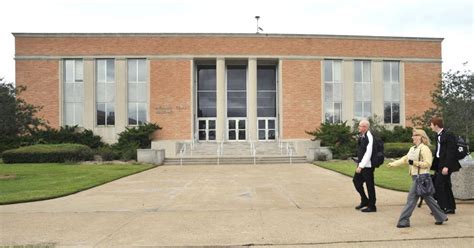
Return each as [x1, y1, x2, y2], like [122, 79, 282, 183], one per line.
[431, 129, 461, 172]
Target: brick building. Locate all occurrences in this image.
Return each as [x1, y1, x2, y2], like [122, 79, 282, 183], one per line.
[14, 33, 441, 154]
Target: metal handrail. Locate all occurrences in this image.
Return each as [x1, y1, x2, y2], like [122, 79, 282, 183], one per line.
[179, 143, 187, 166]
[217, 132, 224, 165]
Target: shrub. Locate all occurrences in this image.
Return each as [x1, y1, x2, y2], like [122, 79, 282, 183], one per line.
[306, 122, 357, 159]
[383, 142, 436, 158]
[31, 126, 104, 149]
[96, 145, 120, 161]
[113, 123, 161, 160]
[2, 144, 94, 163]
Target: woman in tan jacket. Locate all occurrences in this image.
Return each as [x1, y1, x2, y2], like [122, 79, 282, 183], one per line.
[388, 129, 448, 228]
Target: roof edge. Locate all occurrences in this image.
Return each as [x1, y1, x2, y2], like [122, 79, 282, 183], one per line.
[11, 32, 444, 41]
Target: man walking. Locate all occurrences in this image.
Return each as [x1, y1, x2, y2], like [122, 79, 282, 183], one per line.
[353, 119, 377, 212]
[430, 117, 461, 214]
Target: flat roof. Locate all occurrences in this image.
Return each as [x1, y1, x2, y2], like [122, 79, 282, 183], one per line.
[12, 32, 444, 42]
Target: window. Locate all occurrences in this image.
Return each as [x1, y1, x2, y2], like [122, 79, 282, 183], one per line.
[63, 59, 84, 126]
[197, 65, 216, 141]
[383, 61, 400, 124]
[354, 61, 372, 119]
[324, 60, 342, 123]
[257, 65, 277, 140]
[96, 59, 115, 126]
[227, 65, 247, 117]
[128, 59, 147, 125]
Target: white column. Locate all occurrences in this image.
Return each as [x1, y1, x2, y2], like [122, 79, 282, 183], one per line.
[248, 58, 257, 142]
[216, 58, 226, 141]
[83, 59, 95, 130]
[115, 59, 128, 135]
[372, 60, 384, 120]
[342, 60, 354, 123]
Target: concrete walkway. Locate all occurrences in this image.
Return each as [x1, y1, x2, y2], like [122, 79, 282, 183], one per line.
[0, 164, 473, 247]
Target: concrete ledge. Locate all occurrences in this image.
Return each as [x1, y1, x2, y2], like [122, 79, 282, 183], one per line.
[452, 156, 474, 200]
[306, 147, 333, 162]
[137, 149, 165, 165]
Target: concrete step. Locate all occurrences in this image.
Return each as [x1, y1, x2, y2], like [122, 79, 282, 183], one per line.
[163, 156, 307, 165]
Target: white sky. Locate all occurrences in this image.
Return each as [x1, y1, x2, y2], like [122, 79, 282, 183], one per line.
[0, 0, 473, 83]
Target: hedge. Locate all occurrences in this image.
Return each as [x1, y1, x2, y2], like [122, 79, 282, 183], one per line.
[384, 142, 435, 158]
[1, 144, 94, 163]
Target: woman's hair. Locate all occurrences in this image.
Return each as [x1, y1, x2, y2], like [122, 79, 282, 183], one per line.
[413, 129, 431, 146]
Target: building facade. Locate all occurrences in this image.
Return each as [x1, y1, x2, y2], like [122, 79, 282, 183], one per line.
[14, 33, 442, 146]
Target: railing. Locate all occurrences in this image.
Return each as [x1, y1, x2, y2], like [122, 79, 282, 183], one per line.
[190, 131, 198, 156]
[286, 142, 294, 165]
[179, 143, 187, 166]
[248, 134, 257, 165]
[217, 132, 224, 165]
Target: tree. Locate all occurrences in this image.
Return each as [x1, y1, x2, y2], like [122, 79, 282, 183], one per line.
[410, 69, 474, 145]
[0, 78, 46, 152]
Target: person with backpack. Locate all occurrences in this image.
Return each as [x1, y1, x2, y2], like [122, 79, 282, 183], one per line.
[387, 129, 448, 228]
[352, 119, 377, 213]
[430, 117, 461, 214]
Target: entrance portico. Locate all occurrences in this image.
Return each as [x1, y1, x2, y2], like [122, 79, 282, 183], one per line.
[196, 58, 278, 143]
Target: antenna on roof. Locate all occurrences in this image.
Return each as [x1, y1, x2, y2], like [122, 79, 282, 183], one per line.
[255, 16, 263, 34]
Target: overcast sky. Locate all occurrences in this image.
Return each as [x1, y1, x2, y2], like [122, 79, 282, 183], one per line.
[1, 0, 472, 82]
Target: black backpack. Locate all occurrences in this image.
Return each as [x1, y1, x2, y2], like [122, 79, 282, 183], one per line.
[371, 135, 385, 167]
[455, 136, 469, 160]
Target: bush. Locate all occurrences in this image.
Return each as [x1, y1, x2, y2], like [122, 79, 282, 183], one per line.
[31, 126, 104, 149]
[383, 142, 436, 158]
[113, 123, 161, 160]
[2, 144, 94, 163]
[306, 122, 357, 159]
[96, 145, 120, 161]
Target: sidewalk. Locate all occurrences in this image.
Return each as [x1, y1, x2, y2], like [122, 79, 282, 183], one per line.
[1, 164, 473, 247]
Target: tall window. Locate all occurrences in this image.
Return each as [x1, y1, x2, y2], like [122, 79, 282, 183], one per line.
[257, 65, 277, 140]
[63, 59, 84, 126]
[324, 60, 342, 123]
[227, 65, 247, 117]
[354, 61, 372, 119]
[128, 59, 147, 125]
[96, 59, 115, 126]
[197, 65, 216, 141]
[383, 61, 400, 124]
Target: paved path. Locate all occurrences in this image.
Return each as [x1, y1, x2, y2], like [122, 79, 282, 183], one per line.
[0, 164, 473, 247]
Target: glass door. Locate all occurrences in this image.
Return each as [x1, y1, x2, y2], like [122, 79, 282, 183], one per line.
[227, 65, 247, 141]
[228, 118, 246, 141]
[198, 118, 216, 141]
[258, 118, 276, 141]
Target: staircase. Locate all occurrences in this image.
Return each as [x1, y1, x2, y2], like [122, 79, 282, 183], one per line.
[163, 141, 306, 165]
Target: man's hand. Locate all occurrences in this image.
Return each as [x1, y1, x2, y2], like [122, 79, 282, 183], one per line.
[355, 167, 362, 174]
[442, 167, 449, 175]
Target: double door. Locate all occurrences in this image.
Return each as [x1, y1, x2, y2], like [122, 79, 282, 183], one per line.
[227, 118, 246, 141]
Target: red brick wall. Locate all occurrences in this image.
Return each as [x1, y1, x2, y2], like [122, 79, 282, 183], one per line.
[149, 60, 192, 140]
[282, 60, 321, 139]
[15, 60, 60, 128]
[15, 35, 441, 59]
[404, 62, 441, 125]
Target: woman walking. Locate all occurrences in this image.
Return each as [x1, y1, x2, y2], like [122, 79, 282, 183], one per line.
[387, 129, 448, 228]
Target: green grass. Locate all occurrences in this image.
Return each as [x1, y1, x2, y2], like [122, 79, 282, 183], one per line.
[315, 160, 414, 192]
[0, 163, 156, 205]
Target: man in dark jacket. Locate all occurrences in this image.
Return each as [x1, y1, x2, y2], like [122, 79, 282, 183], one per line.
[430, 117, 461, 214]
[353, 119, 377, 212]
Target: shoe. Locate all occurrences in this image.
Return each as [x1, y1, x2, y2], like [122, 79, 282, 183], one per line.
[355, 203, 368, 210]
[444, 209, 455, 214]
[435, 218, 448, 225]
[397, 223, 410, 228]
[361, 207, 377, 213]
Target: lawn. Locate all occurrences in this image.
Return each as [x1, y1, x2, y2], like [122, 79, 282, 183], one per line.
[315, 160, 415, 192]
[0, 163, 156, 205]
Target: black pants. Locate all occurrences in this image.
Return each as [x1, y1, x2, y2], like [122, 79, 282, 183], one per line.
[353, 167, 376, 208]
[434, 171, 456, 211]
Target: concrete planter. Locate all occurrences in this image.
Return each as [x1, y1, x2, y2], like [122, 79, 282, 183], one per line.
[452, 156, 474, 200]
[137, 149, 165, 165]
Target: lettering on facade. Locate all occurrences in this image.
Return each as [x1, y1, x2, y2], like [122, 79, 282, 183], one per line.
[155, 105, 189, 115]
